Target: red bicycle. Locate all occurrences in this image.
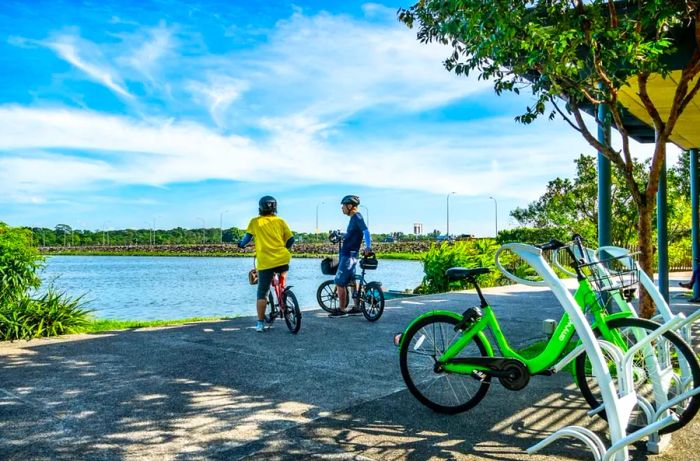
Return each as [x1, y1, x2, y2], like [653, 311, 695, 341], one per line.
[264, 270, 301, 334]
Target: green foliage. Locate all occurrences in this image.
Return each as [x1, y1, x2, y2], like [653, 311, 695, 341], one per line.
[84, 317, 231, 333]
[398, 1, 700, 304]
[0, 222, 91, 341]
[0, 288, 91, 340]
[497, 227, 569, 246]
[398, 1, 692, 123]
[0, 223, 43, 306]
[415, 239, 505, 294]
[510, 155, 646, 247]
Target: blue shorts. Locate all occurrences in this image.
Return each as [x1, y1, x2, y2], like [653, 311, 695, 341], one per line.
[334, 254, 358, 287]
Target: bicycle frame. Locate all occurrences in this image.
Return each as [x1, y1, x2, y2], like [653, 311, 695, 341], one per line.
[408, 277, 632, 376]
[270, 273, 293, 315]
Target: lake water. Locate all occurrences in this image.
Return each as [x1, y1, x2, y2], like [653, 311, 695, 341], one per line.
[40, 256, 425, 320]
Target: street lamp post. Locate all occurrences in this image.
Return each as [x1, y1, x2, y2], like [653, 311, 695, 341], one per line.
[446, 192, 456, 238]
[101, 221, 111, 246]
[360, 205, 370, 227]
[151, 217, 157, 245]
[220, 210, 230, 244]
[489, 196, 499, 236]
[196, 217, 206, 243]
[315, 202, 325, 233]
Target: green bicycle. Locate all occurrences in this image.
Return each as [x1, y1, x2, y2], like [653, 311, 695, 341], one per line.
[396, 239, 700, 435]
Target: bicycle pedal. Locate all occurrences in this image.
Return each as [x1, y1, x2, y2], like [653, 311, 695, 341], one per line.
[471, 370, 488, 382]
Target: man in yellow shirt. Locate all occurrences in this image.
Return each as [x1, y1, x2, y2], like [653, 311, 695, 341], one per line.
[238, 196, 295, 332]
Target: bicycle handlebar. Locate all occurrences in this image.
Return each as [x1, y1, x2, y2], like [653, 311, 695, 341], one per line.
[534, 239, 567, 252]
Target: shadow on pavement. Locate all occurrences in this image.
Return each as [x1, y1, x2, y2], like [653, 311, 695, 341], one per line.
[1, 276, 699, 460]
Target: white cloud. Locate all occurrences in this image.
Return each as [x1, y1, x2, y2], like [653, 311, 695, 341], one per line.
[186, 75, 249, 128]
[1, 6, 681, 216]
[247, 10, 491, 118]
[44, 33, 133, 98]
[116, 21, 177, 83]
[0, 106, 604, 203]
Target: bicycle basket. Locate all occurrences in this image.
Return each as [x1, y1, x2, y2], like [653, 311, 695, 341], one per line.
[579, 253, 638, 294]
[321, 256, 339, 275]
[360, 256, 378, 270]
[248, 268, 258, 285]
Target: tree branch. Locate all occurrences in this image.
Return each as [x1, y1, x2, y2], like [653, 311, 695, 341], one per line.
[606, 0, 619, 28]
[679, 76, 700, 115]
[549, 97, 583, 132]
[637, 72, 665, 131]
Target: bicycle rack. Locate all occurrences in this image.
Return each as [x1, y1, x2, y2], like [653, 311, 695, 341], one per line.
[554, 244, 700, 453]
[496, 243, 686, 461]
[596, 245, 700, 347]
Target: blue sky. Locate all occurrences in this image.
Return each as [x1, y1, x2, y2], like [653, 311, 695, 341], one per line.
[0, 0, 675, 236]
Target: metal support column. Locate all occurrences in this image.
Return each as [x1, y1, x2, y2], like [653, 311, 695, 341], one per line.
[690, 148, 699, 300]
[597, 101, 612, 248]
[657, 150, 669, 303]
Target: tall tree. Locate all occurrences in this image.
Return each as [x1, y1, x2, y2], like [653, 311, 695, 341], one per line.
[399, 1, 700, 317]
[511, 155, 644, 247]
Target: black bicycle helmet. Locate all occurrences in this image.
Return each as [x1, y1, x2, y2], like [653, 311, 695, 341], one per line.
[340, 195, 360, 206]
[258, 195, 277, 215]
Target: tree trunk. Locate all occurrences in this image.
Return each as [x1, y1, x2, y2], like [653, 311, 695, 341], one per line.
[637, 202, 656, 319]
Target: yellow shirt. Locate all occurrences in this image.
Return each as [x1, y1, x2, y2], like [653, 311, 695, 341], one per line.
[246, 215, 293, 270]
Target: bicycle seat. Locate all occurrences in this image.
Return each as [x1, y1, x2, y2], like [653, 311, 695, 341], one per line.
[445, 267, 490, 281]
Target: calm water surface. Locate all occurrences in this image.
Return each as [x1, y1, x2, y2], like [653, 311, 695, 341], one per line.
[40, 256, 425, 320]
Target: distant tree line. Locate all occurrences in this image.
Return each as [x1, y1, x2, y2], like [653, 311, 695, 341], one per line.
[26, 226, 440, 248]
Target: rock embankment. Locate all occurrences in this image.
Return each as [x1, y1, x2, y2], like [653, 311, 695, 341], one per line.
[39, 241, 433, 256]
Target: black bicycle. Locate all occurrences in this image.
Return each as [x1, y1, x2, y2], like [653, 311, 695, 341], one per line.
[316, 230, 385, 322]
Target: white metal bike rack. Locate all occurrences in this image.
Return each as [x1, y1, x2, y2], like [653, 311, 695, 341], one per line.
[495, 243, 680, 461]
[596, 245, 700, 346]
[551, 244, 700, 453]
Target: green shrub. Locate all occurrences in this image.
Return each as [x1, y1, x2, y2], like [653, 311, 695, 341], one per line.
[0, 223, 43, 305]
[0, 288, 91, 341]
[497, 227, 569, 245]
[0, 222, 91, 341]
[415, 239, 506, 294]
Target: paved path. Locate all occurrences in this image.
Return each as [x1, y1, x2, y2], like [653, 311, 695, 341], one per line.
[1, 273, 699, 460]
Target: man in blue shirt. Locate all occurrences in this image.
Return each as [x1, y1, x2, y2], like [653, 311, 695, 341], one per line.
[329, 195, 372, 317]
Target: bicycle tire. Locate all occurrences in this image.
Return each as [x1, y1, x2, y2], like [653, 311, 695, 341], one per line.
[361, 282, 384, 322]
[399, 313, 491, 414]
[263, 292, 276, 324]
[316, 280, 348, 313]
[283, 290, 301, 334]
[575, 317, 700, 434]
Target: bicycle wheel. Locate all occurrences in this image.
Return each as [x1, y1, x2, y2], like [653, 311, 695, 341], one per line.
[399, 313, 491, 414]
[575, 317, 700, 434]
[283, 290, 301, 334]
[263, 292, 276, 324]
[316, 280, 348, 313]
[361, 282, 384, 322]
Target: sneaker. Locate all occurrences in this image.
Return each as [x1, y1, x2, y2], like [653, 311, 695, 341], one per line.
[679, 282, 693, 289]
[255, 321, 264, 332]
[347, 306, 363, 315]
[328, 310, 348, 318]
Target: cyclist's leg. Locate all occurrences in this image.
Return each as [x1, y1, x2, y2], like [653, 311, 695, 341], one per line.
[275, 264, 290, 289]
[256, 268, 274, 326]
[353, 276, 361, 309]
[333, 255, 355, 313]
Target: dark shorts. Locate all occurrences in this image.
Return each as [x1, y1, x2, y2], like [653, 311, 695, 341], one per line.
[257, 264, 289, 300]
[334, 254, 358, 287]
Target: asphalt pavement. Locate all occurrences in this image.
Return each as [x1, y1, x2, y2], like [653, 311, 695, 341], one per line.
[1, 273, 699, 460]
